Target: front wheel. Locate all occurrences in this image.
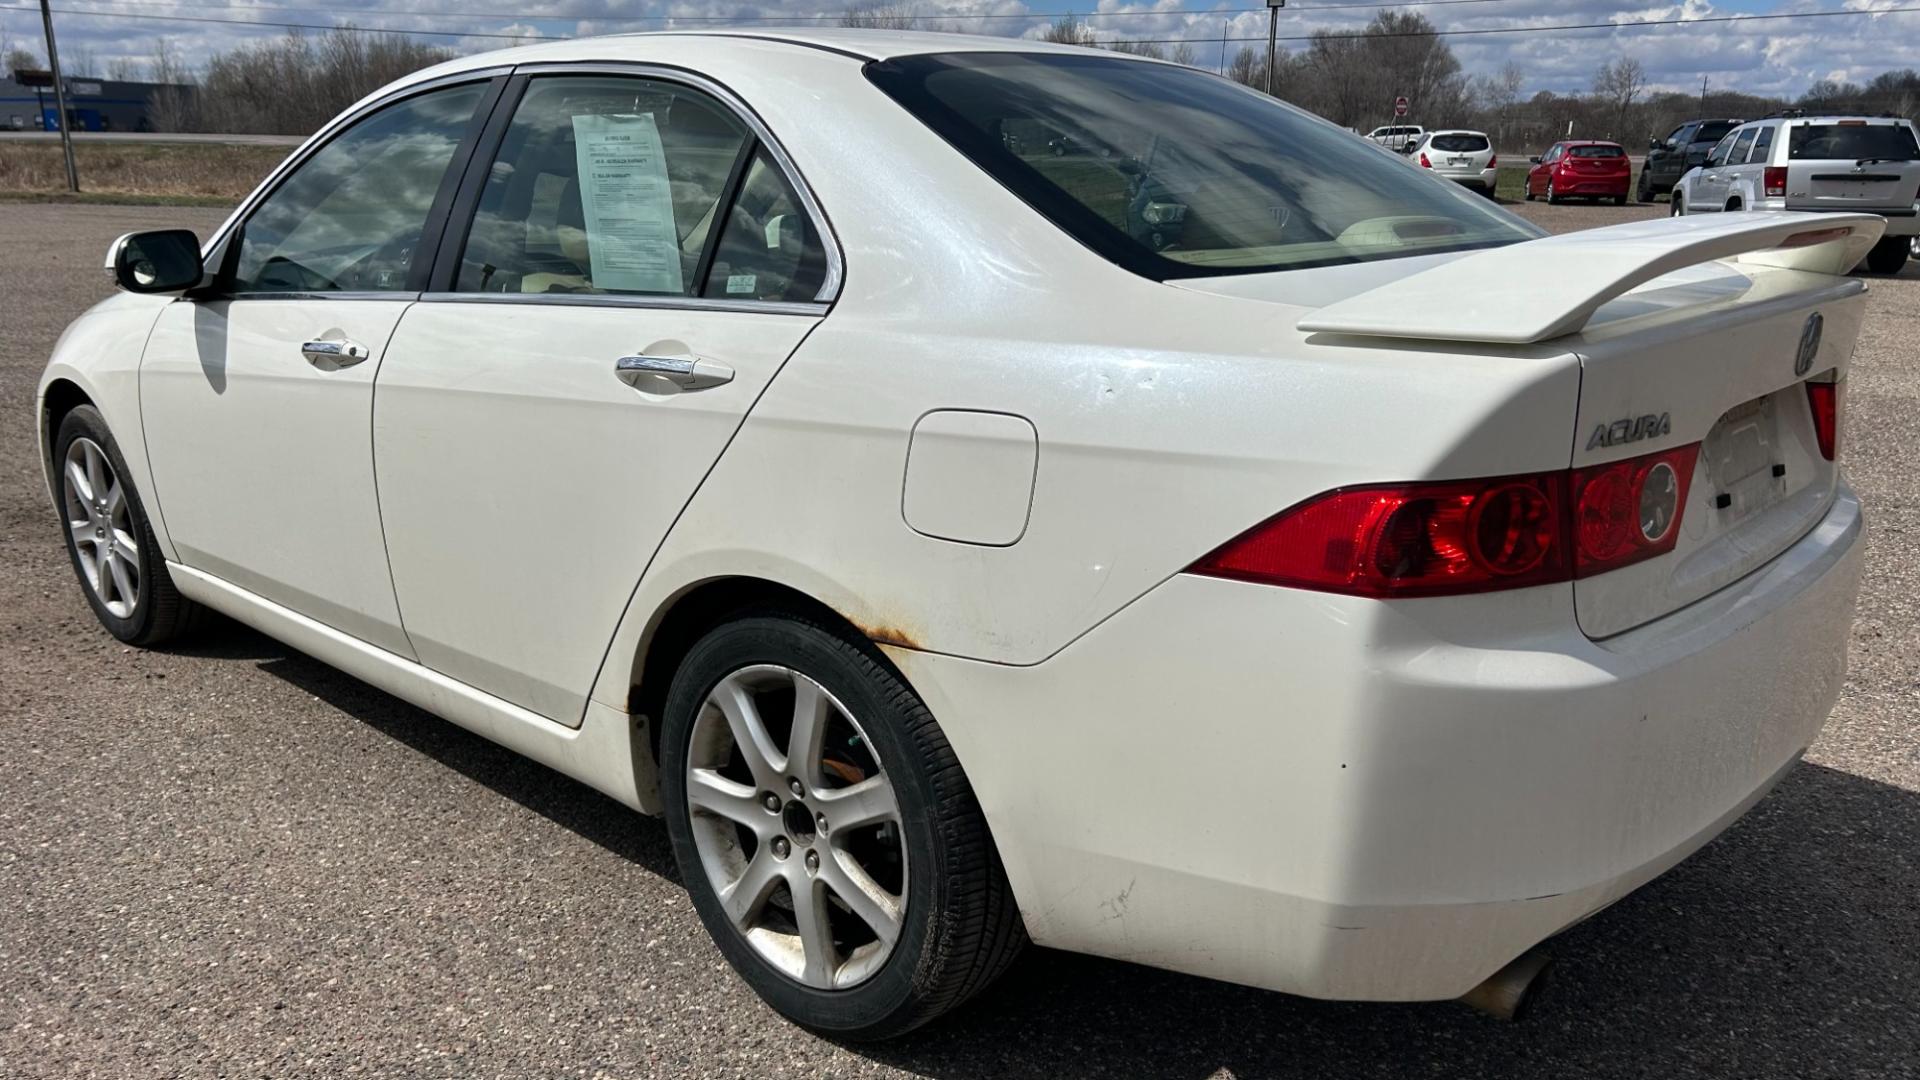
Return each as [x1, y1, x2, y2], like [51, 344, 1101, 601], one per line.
[1636, 174, 1654, 203]
[53, 405, 206, 645]
[1670, 193, 1686, 217]
[1865, 235, 1910, 275]
[659, 613, 1025, 1039]
[1613, 194, 1627, 206]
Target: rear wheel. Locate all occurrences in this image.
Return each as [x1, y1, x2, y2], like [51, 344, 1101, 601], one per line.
[1613, 194, 1627, 206]
[1865, 235, 1910, 275]
[53, 406, 206, 646]
[1545, 179, 1560, 205]
[1636, 174, 1653, 203]
[1670, 193, 1686, 217]
[659, 612, 1025, 1039]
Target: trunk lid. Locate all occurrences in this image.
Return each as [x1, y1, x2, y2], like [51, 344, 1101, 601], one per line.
[1784, 119, 1920, 213]
[1566, 265, 1860, 637]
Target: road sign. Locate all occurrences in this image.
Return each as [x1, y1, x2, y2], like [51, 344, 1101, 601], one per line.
[1393, 96, 1410, 117]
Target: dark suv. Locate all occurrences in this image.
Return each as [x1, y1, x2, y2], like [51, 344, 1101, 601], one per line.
[1639, 118, 1742, 201]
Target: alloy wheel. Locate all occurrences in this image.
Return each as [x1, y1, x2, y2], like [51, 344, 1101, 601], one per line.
[62, 436, 141, 619]
[685, 664, 908, 990]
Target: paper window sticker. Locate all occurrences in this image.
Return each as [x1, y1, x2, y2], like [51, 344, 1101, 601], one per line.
[726, 273, 758, 294]
[569, 113, 684, 294]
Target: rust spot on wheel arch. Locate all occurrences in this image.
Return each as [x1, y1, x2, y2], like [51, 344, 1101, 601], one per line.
[859, 622, 923, 651]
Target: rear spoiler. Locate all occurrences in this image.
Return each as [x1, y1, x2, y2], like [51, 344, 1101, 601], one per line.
[1296, 211, 1885, 344]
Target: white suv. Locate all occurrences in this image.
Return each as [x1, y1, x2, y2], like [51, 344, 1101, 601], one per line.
[1410, 129, 1498, 194]
[1366, 124, 1423, 153]
[1673, 113, 1920, 273]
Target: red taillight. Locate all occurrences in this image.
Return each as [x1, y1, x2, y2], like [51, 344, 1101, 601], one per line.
[1807, 380, 1843, 460]
[1419, 152, 1431, 168]
[1188, 445, 1701, 597]
[1764, 166, 1787, 197]
[1487, 153, 1497, 168]
[1569, 444, 1698, 577]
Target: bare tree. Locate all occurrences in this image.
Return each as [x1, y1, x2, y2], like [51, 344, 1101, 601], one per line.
[1106, 38, 1167, 60]
[1476, 61, 1525, 142]
[147, 37, 196, 132]
[1593, 56, 1646, 140]
[106, 56, 142, 82]
[840, 4, 916, 30]
[1042, 16, 1098, 47]
[4, 44, 41, 77]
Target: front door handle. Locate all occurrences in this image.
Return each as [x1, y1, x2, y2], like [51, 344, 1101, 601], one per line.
[615, 354, 734, 392]
[302, 337, 369, 371]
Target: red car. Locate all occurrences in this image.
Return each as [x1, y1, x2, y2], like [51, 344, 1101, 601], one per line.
[1524, 140, 1631, 205]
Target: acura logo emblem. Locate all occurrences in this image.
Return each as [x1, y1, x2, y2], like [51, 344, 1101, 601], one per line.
[1795, 312, 1823, 377]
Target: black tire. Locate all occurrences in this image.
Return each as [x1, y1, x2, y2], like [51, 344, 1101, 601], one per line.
[53, 405, 208, 646]
[1545, 179, 1559, 205]
[659, 612, 1025, 1040]
[1670, 193, 1685, 217]
[1613, 194, 1627, 206]
[1865, 235, 1910, 275]
[1522, 182, 1534, 202]
[1636, 174, 1653, 203]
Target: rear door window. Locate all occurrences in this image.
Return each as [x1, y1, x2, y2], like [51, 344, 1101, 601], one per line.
[453, 75, 750, 297]
[1747, 125, 1774, 163]
[1728, 128, 1758, 164]
[1788, 123, 1920, 160]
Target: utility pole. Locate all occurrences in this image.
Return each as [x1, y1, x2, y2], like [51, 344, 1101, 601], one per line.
[1265, 0, 1285, 97]
[39, 0, 78, 192]
[1699, 74, 1709, 118]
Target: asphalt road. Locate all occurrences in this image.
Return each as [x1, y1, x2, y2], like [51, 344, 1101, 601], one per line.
[3, 201, 1917, 1079]
[0, 131, 304, 147]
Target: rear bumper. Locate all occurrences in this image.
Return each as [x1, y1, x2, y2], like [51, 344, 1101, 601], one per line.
[900, 486, 1863, 1000]
[1436, 167, 1498, 191]
[1557, 175, 1630, 195]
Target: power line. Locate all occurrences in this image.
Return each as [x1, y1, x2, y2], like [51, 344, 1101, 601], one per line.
[13, 0, 1548, 23]
[4, 1, 1918, 48]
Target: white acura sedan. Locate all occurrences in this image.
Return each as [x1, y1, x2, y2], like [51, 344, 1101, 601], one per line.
[39, 30, 1869, 1038]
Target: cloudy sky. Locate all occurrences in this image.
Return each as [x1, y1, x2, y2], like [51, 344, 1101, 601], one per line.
[2, 0, 1917, 99]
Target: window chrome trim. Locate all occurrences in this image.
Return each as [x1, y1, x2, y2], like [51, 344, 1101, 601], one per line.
[212, 291, 424, 303]
[416, 291, 827, 318]
[503, 60, 845, 304]
[200, 67, 515, 264]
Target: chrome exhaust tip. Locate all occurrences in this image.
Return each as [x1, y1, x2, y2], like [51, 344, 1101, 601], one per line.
[1457, 950, 1553, 1021]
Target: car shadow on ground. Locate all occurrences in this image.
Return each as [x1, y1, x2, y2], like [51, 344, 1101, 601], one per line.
[210, 621, 1914, 1079]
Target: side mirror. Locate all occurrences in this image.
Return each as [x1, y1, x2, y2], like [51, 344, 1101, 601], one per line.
[1528, 155, 1542, 165]
[1648, 138, 1662, 151]
[106, 230, 203, 294]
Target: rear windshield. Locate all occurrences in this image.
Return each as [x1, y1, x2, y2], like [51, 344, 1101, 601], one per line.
[1569, 145, 1625, 158]
[1431, 134, 1489, 152]
[866, 53, 1538, 278]
[1788, 123, 1920, 161]
[1694, 120, 1739, 144]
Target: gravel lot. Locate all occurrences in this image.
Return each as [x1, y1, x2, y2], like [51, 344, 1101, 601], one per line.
[3, 200, 1916, 1079]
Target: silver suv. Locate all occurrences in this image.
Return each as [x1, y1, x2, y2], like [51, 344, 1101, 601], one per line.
[1672, 113, 1920, 273]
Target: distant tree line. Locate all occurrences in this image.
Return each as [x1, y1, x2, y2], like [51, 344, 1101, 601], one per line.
[32, 9, 1920, 146]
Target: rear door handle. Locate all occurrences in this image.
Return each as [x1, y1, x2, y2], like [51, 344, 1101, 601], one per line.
[302, 337, 369, 371]
[614, 354, 734, 392]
